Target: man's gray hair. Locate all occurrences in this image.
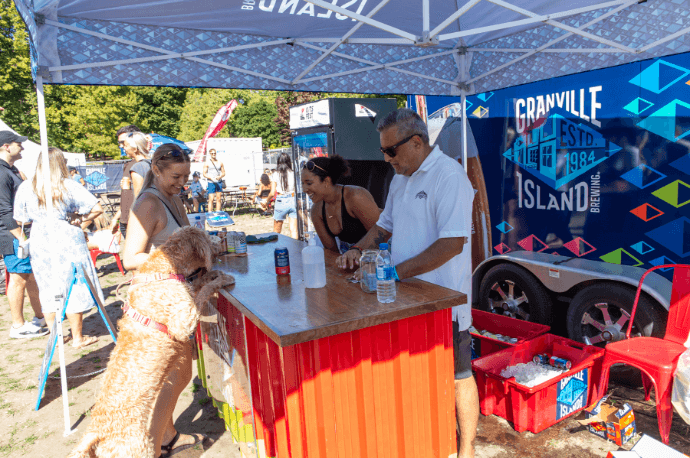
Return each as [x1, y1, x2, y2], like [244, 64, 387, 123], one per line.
[377, 108, 429, 144]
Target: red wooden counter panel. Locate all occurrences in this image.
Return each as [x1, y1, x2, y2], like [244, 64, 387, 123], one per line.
[203, 234, 462, 458]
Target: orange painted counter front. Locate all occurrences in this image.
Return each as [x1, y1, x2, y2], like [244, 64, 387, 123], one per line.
[198, 234, 465, 458]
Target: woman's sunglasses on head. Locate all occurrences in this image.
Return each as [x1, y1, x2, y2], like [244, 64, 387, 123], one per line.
[117, 132, 135, 147]
[380, 134, 418, 158]
[303, 161, 327, 173]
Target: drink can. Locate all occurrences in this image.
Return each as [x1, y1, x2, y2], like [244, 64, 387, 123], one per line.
[275, 247, 290, 275]
[533, 354, 550, 366]
[549, 356, 572, 370]
[218, 231, 228, 253]
[235, 231, 247, 254]
[509, 337, 519, 344]
[227, 232, 236, 253]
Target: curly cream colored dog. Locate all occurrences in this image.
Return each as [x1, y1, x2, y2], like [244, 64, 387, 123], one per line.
[68, 226, 234, 458]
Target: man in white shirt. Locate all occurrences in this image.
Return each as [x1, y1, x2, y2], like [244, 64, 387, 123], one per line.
[337, 108, 478, 457]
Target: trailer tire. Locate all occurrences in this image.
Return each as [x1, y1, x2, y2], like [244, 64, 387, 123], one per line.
[566, 284, 666, 346]
[477, 263, 552, 325]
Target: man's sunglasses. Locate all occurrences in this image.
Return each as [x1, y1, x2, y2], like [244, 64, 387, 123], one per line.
[380, 134, 418, 158]
[117, 132, 134, 147]
[303, 161, 327, 173]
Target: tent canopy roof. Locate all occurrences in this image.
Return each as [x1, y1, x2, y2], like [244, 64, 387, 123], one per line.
[17, 0, 690, 95]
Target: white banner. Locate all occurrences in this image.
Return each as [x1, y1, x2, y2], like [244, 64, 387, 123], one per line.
[290, 100, 331, 129]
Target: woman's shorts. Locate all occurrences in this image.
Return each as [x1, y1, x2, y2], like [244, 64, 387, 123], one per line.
[207, 182, 222, 194]
[274, 195, 297, 221]
[4, 238, 33, 274]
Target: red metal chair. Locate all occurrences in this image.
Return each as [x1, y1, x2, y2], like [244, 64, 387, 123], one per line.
[596, 264, 690, 444]
[89, 248, 126, 276]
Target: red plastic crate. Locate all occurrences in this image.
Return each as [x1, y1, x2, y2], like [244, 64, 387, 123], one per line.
[470, 309, 550, 359]
[471, 333, 605, 433]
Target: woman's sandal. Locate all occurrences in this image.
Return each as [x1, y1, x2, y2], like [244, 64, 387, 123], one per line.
[72, 335, 99, 349]
[159, 431, 205, 458]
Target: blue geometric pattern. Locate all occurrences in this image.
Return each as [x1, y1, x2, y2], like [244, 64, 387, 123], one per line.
[637, 100, 690, 142]
[629, 60, 690, 94]
[645, 217, 690, 258]
[669, 155, 690, 176]
[631, 241, 655, 255]
[16, 0, 690, 95]
[557, 376, 587, 406]
[620, 164, 667, 190]
[649, 255, 676, 271]
[623, 97, 654, 115]
[477, 92, 494, 102]
[496, 221, 514, 234]
[85, 170, 108, 187]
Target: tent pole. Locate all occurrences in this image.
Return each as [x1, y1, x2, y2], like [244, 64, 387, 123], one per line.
[461, 91, 468, 172]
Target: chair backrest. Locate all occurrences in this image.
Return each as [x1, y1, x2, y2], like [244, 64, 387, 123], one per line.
[667, 265, 690, 345]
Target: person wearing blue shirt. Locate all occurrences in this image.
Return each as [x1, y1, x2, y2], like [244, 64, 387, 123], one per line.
[189, 172, 206, 212]
[69, 166, 86, 186]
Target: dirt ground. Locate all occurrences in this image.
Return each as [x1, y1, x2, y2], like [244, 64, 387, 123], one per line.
[1, 210, 689, 457]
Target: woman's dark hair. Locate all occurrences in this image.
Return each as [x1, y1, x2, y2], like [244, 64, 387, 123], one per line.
[142, 143, 190, 190]
[276, 152, 293, 191]
[260, 173, 271, 186]
[306, 155, 350, 185]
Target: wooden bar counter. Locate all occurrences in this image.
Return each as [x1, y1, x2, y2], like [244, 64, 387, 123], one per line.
[196, 234, 465, 458]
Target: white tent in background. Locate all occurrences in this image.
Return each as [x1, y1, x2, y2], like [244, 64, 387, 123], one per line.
[0, 118, 86, 181]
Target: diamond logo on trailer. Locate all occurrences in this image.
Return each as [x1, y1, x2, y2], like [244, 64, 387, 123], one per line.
[623, 97, 654, 115]
[628, 60, 690, 94]
[637, 100, 690, 142]
[600, 248, 644, 267]
[645, 217, 690, 258]
[503, 114, 621, 190]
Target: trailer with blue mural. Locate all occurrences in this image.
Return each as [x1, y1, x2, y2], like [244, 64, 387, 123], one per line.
[411, 50, 690, 346]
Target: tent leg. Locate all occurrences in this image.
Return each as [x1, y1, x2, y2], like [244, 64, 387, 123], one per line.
[35, 76, 51, 189]
[461, 92, 468, 171]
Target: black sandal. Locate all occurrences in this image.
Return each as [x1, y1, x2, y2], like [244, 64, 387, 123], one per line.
[159, 431, 204, 458]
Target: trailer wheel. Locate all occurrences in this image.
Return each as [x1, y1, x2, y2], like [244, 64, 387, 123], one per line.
[478, 264, 552, 324]
[566, 284, 666, 346]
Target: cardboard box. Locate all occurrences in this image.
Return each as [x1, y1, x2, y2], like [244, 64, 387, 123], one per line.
[606, 434, 689, 458]
[580, 396, 636, 446]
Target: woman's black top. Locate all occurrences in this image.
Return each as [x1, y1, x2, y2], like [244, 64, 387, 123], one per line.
[321, 186, 368, 244]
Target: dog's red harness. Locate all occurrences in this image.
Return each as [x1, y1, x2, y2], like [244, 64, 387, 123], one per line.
[121, 273, 187, 339]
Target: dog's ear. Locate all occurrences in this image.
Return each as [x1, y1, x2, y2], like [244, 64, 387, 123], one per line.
[161, 226, 213, 273]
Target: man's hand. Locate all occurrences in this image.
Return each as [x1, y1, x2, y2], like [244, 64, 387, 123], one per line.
[336, 249, 361, 270]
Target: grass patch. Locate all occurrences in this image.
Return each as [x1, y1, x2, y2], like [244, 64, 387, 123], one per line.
[20, 365, 36, 375]
[197, 397, 211, 406]
[191, 383, 201, 393]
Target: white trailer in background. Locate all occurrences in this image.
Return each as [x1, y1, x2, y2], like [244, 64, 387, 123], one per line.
[185, 137, 263, 188]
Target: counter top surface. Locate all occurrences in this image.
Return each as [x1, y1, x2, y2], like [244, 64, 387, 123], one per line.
[214, 234, 466, 347]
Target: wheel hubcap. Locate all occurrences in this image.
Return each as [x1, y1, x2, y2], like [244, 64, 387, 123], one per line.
[581, 302, 634, 345]
[489, 280, 529, 320]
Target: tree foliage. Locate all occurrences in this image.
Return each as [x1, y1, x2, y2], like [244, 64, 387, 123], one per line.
[231, 100, 281, 149]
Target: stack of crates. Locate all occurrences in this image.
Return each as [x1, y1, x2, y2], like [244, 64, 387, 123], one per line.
[472, 333, 605, 433]
[470, 309, 550, 359]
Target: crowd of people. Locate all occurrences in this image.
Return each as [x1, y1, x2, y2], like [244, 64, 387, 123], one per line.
[1, 107, 479, 457]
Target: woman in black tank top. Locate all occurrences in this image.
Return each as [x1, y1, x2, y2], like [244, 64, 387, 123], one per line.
[300, 155, 381, 254]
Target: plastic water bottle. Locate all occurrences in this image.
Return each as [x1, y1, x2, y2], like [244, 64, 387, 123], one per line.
[302, 232, 326, 288]
[376, 243, 396, 303]
[193, 215, 203, 229]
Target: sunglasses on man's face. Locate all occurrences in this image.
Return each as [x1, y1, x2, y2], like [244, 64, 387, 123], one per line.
[118, 132, 134, 146]
[380, 134, 418, 158]
[303, 161, 327, 173]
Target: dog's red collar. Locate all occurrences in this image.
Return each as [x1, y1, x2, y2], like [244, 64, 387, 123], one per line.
[122, 303, 173, 339]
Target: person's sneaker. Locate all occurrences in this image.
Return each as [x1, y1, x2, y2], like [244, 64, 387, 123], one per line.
[30, 316, 47, 328]
[9, 322, 50, 339]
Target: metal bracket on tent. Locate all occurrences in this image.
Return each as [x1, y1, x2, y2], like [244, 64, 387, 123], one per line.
[35, 13, 45, 25]
[456, 82, 471, 93]
[456, 46, 468, 55]
[37, 66, 51, 80]
[414, 33, 439, 48]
